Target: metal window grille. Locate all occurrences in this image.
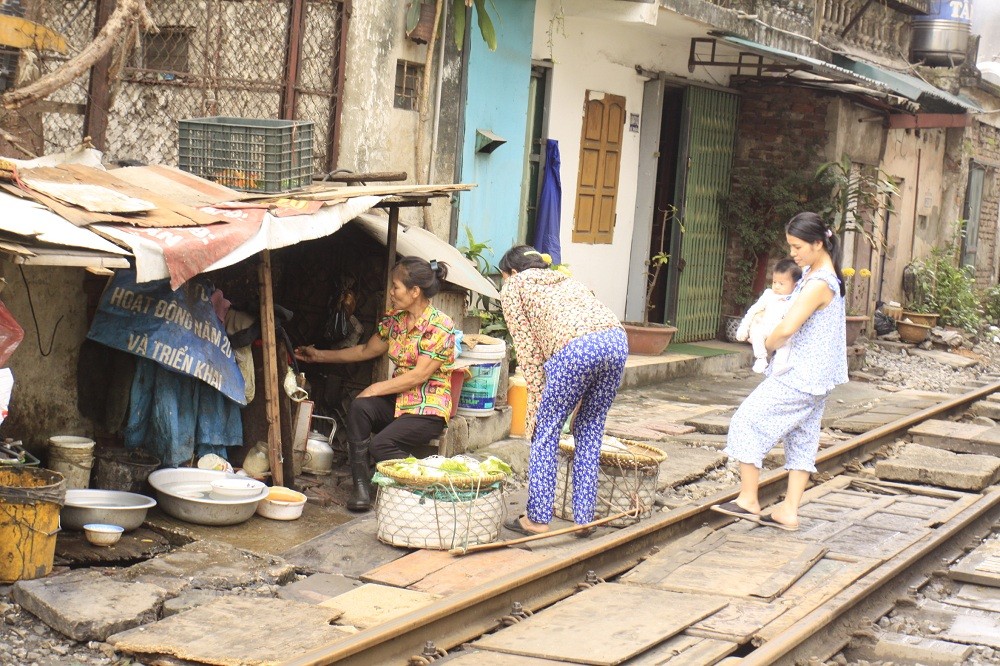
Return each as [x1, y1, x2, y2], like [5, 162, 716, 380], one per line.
[0, 48, 18, 92]
[137, 26, 193, 75]
[394, 59, 422, 111]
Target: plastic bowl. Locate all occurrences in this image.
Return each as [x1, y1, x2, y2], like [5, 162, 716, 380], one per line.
[83, 523, 124, 547]
[255, 487, 307, 521]
[209, 477, 267, 500]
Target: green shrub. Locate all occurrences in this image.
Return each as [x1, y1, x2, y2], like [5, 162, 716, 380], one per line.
[982, 284, 1000, 325]
[908, 244, 981, 331]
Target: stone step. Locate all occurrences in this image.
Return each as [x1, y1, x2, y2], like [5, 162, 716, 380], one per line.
[874, 443, 1000, 491]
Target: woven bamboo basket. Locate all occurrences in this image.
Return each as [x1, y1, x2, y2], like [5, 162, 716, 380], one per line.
[376, 458, 507, 489]
[555, 438, 664, 527]
[374, 483, 505, 550]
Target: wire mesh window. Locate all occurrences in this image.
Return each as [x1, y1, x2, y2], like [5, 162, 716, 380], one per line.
[0, 48, 18, 92]
[137, 26, 193, 75]
[29, 0, 347, 172]
[394, 60, 422, 111]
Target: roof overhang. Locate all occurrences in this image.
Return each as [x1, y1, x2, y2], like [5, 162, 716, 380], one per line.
[713, 35, 980, 115]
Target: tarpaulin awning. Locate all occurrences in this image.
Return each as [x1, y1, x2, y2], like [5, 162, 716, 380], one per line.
[354, 212, 501, 299]
[95, 195, 383, 288]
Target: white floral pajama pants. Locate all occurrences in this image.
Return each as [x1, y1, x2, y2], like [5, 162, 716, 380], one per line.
[526, 328, 628, 525]
[724, 376, 828, 472]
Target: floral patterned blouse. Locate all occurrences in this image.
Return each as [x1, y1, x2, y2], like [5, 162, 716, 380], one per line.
[772, 267, 849, 395]
[500, 268, 622, 436]
[377, 305, 456, 422]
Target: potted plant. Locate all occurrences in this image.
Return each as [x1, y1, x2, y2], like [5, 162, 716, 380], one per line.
[620, 205, 678, 355]
[842, 267, 872, 345]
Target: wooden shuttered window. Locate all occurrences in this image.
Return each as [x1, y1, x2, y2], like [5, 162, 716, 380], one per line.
[573, 91, 625, 244]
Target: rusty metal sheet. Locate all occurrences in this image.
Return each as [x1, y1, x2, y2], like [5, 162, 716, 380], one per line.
[473, 584, 726, 666]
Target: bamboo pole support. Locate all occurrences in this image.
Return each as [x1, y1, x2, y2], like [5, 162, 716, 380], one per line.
[258, 249, 283, 487]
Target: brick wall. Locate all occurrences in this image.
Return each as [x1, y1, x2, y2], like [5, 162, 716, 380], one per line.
[972, 122, 1000, 287]
[722, 80, 837, 317]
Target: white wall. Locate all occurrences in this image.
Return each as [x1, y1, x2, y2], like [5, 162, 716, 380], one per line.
[531, 1, 728, 317]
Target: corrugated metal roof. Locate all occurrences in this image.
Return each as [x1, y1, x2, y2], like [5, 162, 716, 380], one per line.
[721, 35, 980, 113]
[721, 36, 890, 90]
[833, 56, 983, 112]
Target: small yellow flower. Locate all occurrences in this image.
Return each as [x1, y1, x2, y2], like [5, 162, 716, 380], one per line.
[554, 264, 572, 276]
[859, 269, 871, 279]
[842, 267, 856, 278]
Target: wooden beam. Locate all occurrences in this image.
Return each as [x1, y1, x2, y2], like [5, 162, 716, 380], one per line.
[258, 249, 283, 487]
[888, 113, 972, 129]
[384, 206, 399, 310]
[82, 0, 116, 150]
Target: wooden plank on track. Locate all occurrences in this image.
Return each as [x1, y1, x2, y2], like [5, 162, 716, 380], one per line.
[107, 597, 350, 665]
[473, 584, 726, 666]
[624, 634, 738, 665]
[409, 548, 548, 596]
[621, 533, 826, 601]
[437, 650, 568, 664]
[754, 555, 881, 642]
[949, 539, 1000, 588]
[686, 598, 785, 643]
[361, 548, 456, 588]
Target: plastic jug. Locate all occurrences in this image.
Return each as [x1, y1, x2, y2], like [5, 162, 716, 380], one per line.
[508, 370, 528, 438]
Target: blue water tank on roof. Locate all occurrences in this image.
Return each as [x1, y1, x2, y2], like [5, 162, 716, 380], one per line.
[909, 0, 973, 67]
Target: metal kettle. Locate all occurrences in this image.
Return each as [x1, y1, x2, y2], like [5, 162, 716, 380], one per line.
[302, 415, 336, 475]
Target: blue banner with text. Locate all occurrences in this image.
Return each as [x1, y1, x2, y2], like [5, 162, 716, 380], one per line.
[87, 270, 246, 405]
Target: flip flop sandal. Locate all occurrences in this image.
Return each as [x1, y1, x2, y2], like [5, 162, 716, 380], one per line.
[573, 526, 596, 539]
[710, 501, 761, 522]
[759, 515, 800, 532]
[504, 516, 545, 537]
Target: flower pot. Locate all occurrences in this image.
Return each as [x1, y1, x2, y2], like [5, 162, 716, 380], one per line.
[896, 320, 931, 344]
[722, 315, 743, 343]
[845, 315, 869, 346]
[622, 323, 678, 356]
[902, 311, 938, 328]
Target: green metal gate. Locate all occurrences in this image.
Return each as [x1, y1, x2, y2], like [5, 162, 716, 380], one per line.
[672, 86, 738, 342]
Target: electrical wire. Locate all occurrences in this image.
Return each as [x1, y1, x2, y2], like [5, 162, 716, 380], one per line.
[18, 266, 62, 357]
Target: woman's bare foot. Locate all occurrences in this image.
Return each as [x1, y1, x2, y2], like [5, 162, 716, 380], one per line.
[765, 505, 799, 529]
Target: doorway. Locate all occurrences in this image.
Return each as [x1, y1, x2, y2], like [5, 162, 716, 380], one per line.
[626, 80, 738, 341]
[645, 87, 684, 324]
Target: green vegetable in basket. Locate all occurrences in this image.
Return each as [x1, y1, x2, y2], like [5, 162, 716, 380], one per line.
[438, 458, 471, 473]
[479, 456, 512, 476]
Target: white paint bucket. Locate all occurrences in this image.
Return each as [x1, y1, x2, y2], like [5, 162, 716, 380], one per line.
[46, 436, 96, 490]
[456, 342, 506, 418]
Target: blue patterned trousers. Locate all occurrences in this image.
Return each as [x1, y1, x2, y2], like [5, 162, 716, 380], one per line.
[526, 327, 628, 525]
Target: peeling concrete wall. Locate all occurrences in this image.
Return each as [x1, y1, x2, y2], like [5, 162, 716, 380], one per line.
[338, 1, 460, 240]
[0, 266, 92, 457]
[880, 127, 950, 305]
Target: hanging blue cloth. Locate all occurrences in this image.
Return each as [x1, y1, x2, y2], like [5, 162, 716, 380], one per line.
[533, 139, 562, 265]
[123, 358, 243, 467]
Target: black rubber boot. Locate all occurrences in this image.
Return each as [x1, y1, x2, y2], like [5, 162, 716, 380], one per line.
[347, 439, 373, 512]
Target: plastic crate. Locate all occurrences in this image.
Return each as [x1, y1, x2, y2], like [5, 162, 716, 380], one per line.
[178, 117, 314, 194]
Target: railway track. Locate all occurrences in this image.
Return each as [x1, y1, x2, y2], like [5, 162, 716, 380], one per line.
[286, 382, 1000, 666]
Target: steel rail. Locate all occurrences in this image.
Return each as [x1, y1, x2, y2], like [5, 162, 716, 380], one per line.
[743, 488, 1000, 665]
[283, 381, 1000, 666]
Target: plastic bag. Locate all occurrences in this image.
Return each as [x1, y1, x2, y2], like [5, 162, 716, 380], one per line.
[0, 300, 24, 367]
[0, 368, 12, 426]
